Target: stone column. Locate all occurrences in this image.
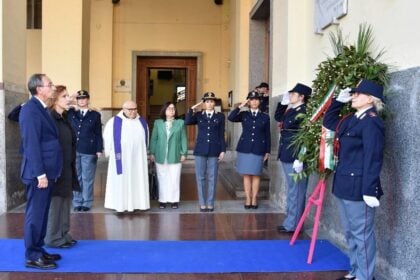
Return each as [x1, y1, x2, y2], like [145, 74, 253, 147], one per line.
[42, 0, 84, 92]
[1, 0, 28, 213]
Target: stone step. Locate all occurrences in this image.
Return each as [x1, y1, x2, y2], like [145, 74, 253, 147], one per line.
[218, 162, 269, 199]
[181, 153, 269, 199]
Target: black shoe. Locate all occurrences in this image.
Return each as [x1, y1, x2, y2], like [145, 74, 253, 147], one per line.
[73, 206, 82, 212]
[276, 226, 294, 233]
[159, 203, 166, 209]
[251, 204, 258, 209]
[199, 207, 207, 212]
[244, 204, 251, 209]
[207, 207, 214, 212]
[26, 258, 57, 270]
[43, 252, 61, 261]
[336, 276, 356, 280]
[81, 206, 90, 212]
[171, 203, 179, 209]
[58, 239, 77, 248]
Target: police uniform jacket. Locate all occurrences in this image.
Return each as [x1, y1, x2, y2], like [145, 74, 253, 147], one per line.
[228, 108, 271, 156]
[274, 102, 306, 163]
[68, 108, 103, 155]
[185, 109, 226, 157]
[260, 96, 269, 113]
[50, 110, 81, 197]
[323, 99, 385, 201]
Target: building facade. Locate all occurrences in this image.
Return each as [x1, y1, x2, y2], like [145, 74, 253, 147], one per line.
[1, 0, 418, 279]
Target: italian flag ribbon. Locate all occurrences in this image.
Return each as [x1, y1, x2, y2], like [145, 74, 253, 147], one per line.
[310, 84, 336, 122]
[319, 126, 336, 172]
[309, 84, 337, 172]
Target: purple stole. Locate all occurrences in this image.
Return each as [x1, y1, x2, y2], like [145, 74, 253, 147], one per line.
[113, 116, 148, 175]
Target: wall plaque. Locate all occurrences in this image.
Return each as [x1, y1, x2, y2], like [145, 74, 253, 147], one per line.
[314, 0, 348, 34]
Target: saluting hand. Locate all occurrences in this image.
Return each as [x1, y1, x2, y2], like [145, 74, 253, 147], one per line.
[281, 92, 290, 105]
[191, 101, 203, 110]
[238, 99, 249, 108]
[336, 87, 352, 103]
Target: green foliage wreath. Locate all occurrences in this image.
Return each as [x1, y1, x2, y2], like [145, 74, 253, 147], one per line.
[292, 24, 389, 180]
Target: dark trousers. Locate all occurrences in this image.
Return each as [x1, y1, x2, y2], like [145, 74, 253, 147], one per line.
[24, 179, 53, 260]
[45, 196, 72, 247]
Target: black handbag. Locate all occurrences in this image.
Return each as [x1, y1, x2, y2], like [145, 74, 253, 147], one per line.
[149, 162, 159, 200]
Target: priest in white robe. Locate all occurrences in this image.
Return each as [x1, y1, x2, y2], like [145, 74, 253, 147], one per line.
[103, 100, 150, 212]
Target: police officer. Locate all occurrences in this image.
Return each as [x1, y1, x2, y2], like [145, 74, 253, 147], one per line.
[228, 91, 271, 209]
[323, 79, 385, 280]
[257, 82, 270, 113]
[185, 92, 226, 212]
[68, 90, 103, 212]
[275, 83, 311, 233]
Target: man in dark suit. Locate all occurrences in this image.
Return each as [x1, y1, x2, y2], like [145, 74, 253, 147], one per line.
[19, 74, 63, 269]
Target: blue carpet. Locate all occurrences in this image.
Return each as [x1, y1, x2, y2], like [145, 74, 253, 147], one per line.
[0, 239, 350, 273]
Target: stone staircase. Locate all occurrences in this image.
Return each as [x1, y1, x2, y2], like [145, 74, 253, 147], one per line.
[182, 153, 270, 199]
[218, 161, 270, 199]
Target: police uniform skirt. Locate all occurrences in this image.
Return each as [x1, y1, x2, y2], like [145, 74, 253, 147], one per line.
[235, 152, 264, 175]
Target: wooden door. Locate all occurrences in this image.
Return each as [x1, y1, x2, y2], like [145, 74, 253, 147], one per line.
[136, 56, 197, 149]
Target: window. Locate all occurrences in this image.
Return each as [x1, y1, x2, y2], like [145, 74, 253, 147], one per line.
[176, 86, 186, 102]
[27, 0, 42, 29]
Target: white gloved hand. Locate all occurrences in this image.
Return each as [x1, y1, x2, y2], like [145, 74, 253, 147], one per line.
[293, 159, 304, 173]
[336, 87, 352, 103]
[281, 92, 290, 105]
[363, 195, 380, 208]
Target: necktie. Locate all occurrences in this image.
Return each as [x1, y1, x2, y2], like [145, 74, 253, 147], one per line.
[81, 110, 85, 117]
[207, 113, 211, 119]
[253, 111, 257, 117]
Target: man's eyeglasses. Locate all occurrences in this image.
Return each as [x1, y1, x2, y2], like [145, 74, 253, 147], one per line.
[124, 108, 137, 112]
[38, 83, 55, 88]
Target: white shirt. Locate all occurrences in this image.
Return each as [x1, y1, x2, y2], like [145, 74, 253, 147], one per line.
[355, 106, 373, 118]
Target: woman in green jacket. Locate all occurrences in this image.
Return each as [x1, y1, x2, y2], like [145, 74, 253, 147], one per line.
[149, 102, 188, 209]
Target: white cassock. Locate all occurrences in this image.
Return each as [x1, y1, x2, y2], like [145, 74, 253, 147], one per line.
[103, 111, 150, 212]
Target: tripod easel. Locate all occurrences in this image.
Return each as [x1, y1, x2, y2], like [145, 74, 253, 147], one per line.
[289, 178, 326, 264]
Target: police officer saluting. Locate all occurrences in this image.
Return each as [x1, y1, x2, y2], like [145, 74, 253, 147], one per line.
[228, 90, 271, 209]
[185, 92, 226, 212]
[275, 83, 311, 233]
[68, 90, 103, 212]
[323, 79, 385, 280]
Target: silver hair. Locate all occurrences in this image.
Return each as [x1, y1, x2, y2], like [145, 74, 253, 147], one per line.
[372, 96, 384, 112]
[27, 73, 46, 96]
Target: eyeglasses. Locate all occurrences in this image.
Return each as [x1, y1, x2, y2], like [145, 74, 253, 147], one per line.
[124, 108, 137, 111]
[39, 83, 55, 88]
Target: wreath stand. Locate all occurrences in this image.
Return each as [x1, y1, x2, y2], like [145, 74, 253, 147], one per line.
[289, 178, 326, 264]
[289, 87, 336, 264]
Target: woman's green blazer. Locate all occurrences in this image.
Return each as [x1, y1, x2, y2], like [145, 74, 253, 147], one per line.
[149, 119, 188, 164]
